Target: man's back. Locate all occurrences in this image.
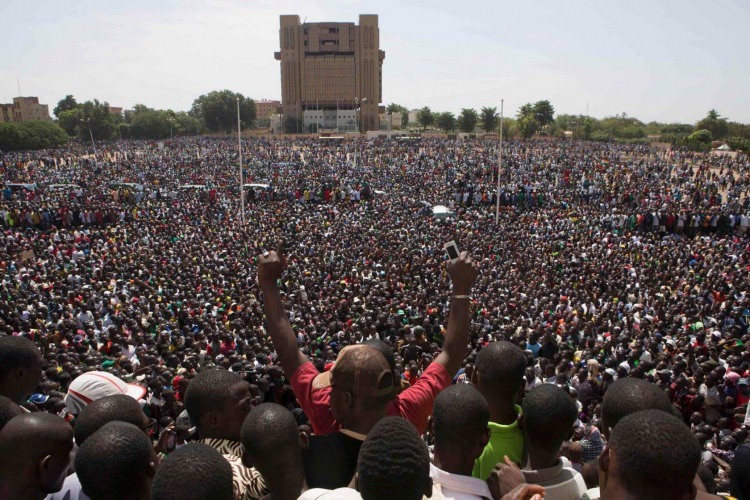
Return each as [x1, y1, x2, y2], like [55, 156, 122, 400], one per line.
[521, 459, 587, 500]
[303, 431, 364, 490]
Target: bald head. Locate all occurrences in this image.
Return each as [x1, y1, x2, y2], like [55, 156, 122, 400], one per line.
[0, 413, 74, 496]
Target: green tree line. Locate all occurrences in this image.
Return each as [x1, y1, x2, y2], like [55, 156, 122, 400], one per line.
[386, 101, 750, 151]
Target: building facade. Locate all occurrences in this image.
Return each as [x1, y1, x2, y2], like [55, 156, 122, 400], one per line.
[275, 14, 385, 132]
[255, 99, 282, 121]
[5, 97, 52, 122]
[0, 104, 14, 123]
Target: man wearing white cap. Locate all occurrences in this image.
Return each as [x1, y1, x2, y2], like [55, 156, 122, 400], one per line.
[65, 371, 147, 416]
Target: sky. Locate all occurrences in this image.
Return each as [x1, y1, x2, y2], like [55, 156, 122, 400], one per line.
[1, 0, 749, 123]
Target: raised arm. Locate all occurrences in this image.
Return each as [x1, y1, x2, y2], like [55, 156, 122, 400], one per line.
[435, 251, 478, 377]
[258, 247, 307, 377]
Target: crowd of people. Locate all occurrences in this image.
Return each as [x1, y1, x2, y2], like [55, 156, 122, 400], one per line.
[0, 136, 749, 499]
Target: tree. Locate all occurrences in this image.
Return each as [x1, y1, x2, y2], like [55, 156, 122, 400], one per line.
[0, 123, 23, 151]
[174, 112, 203, 136]
[191, 90, 256, 132]
[0, 121, 67, 151]
[726, 136, 750, 152]
[517, 103, 534, 119]
[517, 116, 539, 139]
[727, 122, 750, 139]
[480, 107, 499, 133]
[532, 100, 555, 128]
[54, 97, 116, 140]
[130, 110, 172, 139]
[457, 108, 478, 133]
[660, 123, 694, 136]
[417, 107, 434, 131]
[516, 103, 538, 138]
[695, 110, 729, 139]
[688, 129, 712, 143]
[53, 95, 78, 119]
[57, 108, 84, 136]
[435, 112, 456, 133]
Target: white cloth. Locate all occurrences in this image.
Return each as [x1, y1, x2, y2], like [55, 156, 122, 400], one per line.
[46, 473, 89, 500]
[299, 487, 362, 499]
[429, 463, 492, 499]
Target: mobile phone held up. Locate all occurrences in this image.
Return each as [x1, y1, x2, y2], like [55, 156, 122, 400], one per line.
[443, 241, 460, 262]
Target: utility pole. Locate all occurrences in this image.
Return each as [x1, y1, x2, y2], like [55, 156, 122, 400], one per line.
[237, 97, 245, 224]
[495, 100, 504, 225]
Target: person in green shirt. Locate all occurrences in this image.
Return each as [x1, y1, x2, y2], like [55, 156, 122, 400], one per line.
[471, 341, 526, 480]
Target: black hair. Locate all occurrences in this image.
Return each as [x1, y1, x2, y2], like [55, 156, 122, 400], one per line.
[75, 421, 154, 500]
[433, 384, 488, 448]
[151, 443, 233, 500]
[522, 384, 577, 452]
[73, 394, 146, 446]
[0, 336, 39, 378]
[184, 369, 243, 429]
[357, 417, 430, 500]
[241, 402, 299, 469]
[609, 410, 700, 500]
[0, 395, 22, 431]
[475, 341, 525, 396]
[582, 457, 599, 489]
[601, 378, 672, 435]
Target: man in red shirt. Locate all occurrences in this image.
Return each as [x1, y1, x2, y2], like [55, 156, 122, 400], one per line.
[258, 245, 477, 435]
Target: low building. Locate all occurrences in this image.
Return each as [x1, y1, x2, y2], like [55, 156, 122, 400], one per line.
[379, 112, 403, 130]
[0, 104, 14, 122]
[109, 107, 123, 116]
[255, 99, 282, 121]
[408, 109, 419, 128]
[6, 97, 52, 122]
[302, 109, 357, 133]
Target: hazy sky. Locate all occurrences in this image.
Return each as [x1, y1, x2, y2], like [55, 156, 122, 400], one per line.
[2, 0, 748, 123]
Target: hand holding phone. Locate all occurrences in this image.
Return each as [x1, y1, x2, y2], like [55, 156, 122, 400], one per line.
[444, 240, 460, 262]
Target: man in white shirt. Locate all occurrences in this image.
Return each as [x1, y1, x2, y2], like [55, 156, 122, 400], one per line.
[430, 385, 493, 499]
[519, 384, 587, 500]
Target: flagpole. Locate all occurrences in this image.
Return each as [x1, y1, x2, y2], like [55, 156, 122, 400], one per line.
[237, 97, 245, 224]
[495, 99, 504, 225]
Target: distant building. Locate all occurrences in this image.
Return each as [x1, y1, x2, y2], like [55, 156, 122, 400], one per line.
[255, 99, 282, 121]
[274, 14, 385, 132]
[0, 104, 14, 123]
[109, 107, 123, 116]
[379, 112, 402, 130]
[408, 109, 419, 127]
[0, 97, 51, 122]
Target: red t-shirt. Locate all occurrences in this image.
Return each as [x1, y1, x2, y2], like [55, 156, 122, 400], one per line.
[290, 360, 452, 435]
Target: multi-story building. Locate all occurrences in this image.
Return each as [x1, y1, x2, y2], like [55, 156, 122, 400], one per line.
[0, 104, 14, 123]
[255, 99, 282, 121]
[274, 14, 385, 132]
[7, 97, 52, 122]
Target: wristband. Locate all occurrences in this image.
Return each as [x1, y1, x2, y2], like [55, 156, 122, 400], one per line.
[452, 295, 471, 300]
